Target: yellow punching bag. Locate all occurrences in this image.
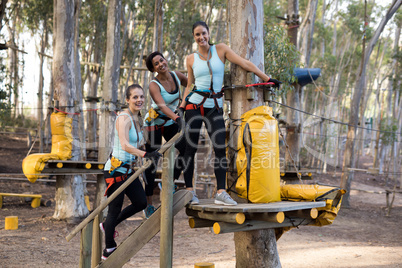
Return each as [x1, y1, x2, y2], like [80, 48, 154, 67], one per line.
[235, 106, 281, 203]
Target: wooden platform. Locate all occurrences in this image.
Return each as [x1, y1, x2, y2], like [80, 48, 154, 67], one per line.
[41, 160, 105, 175]
[187, 199, 325, 213]
[187, 199, 326, 234]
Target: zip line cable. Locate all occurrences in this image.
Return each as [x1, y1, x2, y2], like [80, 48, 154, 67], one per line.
[268, 99, 402, 136]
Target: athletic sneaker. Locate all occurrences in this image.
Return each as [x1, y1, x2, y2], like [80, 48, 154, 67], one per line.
[101, 248, 116, 260]
[158, 182, 178, 193]
[215, 191, 237, 206]
[189, 190, 199, 205]
[99, 222, 119, 238]
[143, 204, 156, 219]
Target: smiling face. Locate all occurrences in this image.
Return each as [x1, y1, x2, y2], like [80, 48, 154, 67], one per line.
[152, 55, 169, 74]
[192, 25, 210, 48]
[126, 87, 144, 112]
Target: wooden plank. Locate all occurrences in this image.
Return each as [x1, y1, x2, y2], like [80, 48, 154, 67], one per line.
[97, 190, 192, 268]
[246, 212, 285, 223]
[47, 160, 105, 165]
[186, 208, 245, 224]
[41, 168, 104, 175]
[187, 199, 326, 213]
[213, 217, 314, 234]
[188, 217, 215, 228]
[285, 208, 318, 219]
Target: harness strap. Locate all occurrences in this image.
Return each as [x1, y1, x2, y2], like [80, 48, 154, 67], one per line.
[145, 125, 165, 132]
[104, 174, 128, 196]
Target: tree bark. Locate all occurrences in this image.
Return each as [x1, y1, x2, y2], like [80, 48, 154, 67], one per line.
[228, 0, 281, 267]
[153, 0, 164, 52]
[285, 0, 301, 169]
[95, 0, 122, 208]
[37, 21, 49, 153]
[52, 0, 88, 221]
[340, 0, 401, 206]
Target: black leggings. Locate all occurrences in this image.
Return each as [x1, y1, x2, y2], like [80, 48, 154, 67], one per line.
[144, 123, 186, 196]
[182, 106, 227, 190]
[103, 171, 147, 248]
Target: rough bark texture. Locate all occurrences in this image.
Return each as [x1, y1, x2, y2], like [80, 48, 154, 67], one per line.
[340, 0, 401, 206]
[95, 0, 121, 208]
[228, 0, 281, 267]
[153, 0, 164, 52]
[285, 0, 301, 168]
[52, 0, 88, 221]
[234, 230, 281, 268]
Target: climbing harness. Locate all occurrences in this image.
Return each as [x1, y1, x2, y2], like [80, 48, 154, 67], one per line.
[145, 74, 181, 128]
[185, 46, 224, 117]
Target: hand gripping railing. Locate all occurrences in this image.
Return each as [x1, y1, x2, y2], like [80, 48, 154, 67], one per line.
[65, 130, 184, 242]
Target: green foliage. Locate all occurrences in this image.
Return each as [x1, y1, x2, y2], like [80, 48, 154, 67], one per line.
[21, 0, 53, 34]
[380, 119, 398, 146]
[264, 25, 300, 93]
[0, 57, 13, 127]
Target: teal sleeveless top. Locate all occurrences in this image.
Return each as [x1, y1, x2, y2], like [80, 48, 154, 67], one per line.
[144, 71, 181, 127]
[188, 45, 225, 108]
[104, 113, 143, 173]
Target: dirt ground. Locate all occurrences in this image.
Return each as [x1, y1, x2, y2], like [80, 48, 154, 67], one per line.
[0, 134, 401, 268]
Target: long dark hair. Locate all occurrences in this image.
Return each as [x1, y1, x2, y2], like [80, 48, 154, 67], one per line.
[192, 21, 213, 46]
[145, 51, 165, 72]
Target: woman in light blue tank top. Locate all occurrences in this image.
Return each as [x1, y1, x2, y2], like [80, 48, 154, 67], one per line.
[100, 84, 162, 260]
[178, 21, 281, 206]
[142, 51, 188, 218]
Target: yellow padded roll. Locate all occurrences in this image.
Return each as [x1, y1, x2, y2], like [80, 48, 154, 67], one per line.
[22, 154, 60, 183]
[22, 113, 73, 183]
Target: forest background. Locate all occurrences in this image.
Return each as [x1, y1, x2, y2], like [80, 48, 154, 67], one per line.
[0, 0, 401, 221]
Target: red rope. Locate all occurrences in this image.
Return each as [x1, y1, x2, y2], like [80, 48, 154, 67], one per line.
[54, 107, 80, 115]
[245, 82, 275, 87]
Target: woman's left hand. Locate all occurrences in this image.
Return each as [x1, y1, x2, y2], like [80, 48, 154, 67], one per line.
[268, 78, 282, 88]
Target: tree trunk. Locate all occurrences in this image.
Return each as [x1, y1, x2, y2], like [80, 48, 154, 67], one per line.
[86, 3, 106, 154]
[340, 0, 401, 206]
[153, 0, 164, 52]
[52, 0, 88, 221]
[285, 0, 301, 169]
[228, 0, 281, 267]
[37, 21, 49, 153]
[95, 0, 122, 208]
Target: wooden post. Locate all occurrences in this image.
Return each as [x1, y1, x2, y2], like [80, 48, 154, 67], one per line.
[228, 0, 281, 267]
[79, 221, 93, 268]
[160, 145, 175, 268]
[91, 216, 101, 267]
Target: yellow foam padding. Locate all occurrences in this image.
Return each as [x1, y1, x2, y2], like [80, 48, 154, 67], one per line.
[50, 112, 73, 160]
[22, 153, 60, 183]
[280, 184, 336, 201]
[235, 106, 281, 203]
[280, 184, 346, 226]
[22, 112, 73, 183]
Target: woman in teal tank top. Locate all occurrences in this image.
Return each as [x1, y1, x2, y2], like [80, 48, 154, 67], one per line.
[178, 21, 281, 206]
[100, 84, 162, 260]
[142, 51, 188, 218]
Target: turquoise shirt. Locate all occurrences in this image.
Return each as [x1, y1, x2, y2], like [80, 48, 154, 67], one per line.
[104, 113, 143, 174]
[188, 45, 225, 108]
[144, 72, 181, 127]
